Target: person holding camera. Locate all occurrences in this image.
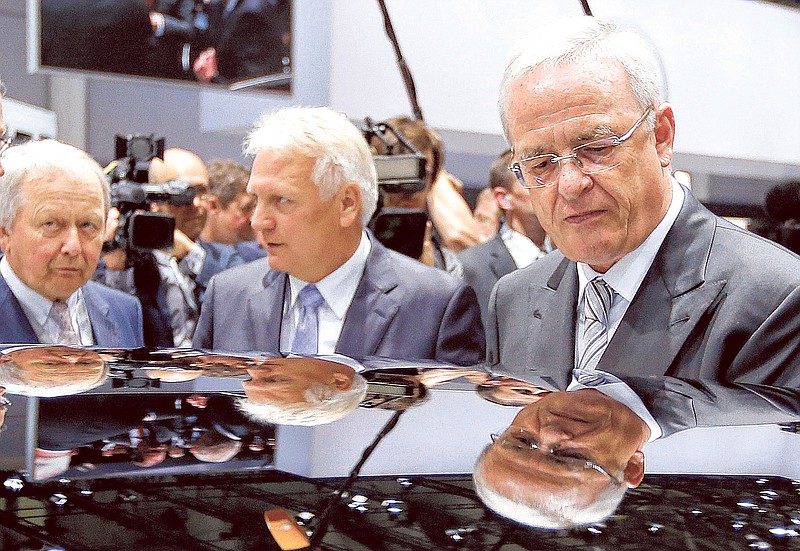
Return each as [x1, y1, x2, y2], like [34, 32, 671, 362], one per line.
[194, 106, 484, 365]
[0, 139, 144, 346]
[371, 116, 480, 277]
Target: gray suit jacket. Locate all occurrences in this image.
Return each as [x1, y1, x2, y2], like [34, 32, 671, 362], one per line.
[486, 189, 800, 388]
[458, 233, 517, 328]
[0, 274, 144, 347]
[194, 237, 485, 365]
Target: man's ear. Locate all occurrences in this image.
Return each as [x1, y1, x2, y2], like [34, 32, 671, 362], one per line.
[338, 183, 362, 228]
[623, 450, 645, 488]
[654, 103, 675, 168]
[0, 225, 10, 252]
[330, 372, 353, 391]
[492, 187, 511, 210]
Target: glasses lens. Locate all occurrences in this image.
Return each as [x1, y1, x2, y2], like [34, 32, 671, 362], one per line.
[574, 138, 620, 171]
[519, 155, 557, 187]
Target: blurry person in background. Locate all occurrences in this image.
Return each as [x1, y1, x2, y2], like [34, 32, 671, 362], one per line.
[473, 187, 501, 243]
[199, 159, 266, 261]
[371, 116, 481, 276]
[459, 149, 550, 325]
[0, 140, 143, 347]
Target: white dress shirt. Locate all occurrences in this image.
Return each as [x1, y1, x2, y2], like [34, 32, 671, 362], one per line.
[498, 222, 547, 269]
[280, 231, 372, 355]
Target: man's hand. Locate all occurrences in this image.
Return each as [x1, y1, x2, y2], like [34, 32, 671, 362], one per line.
[193, 47, 218, 82]
[169, 229, 195, 260]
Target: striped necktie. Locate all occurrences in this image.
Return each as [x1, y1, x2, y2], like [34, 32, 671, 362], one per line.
[290, 284, 325, 354]
[48, 301, 81, 345]
[576, 277, 614, 379]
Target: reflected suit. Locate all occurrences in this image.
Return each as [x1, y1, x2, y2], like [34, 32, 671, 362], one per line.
[487, 189, 800, 388]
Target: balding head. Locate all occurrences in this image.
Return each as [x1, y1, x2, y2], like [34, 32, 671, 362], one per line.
[150, 148, 209, 187]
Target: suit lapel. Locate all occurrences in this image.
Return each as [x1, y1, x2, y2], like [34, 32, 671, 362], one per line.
[337, 241, 400, 357]
[526, 256, 577, 389]
[490, 236, 517, 280]
[598, 190, 726, 377]
[247, 270, 286, 352]
[82, 283, 120, 345]
[0, 274, 40, 343]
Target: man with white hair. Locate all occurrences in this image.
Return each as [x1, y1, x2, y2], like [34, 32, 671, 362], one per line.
[194, 106, 484, 365]
[0, 139, 144, 346]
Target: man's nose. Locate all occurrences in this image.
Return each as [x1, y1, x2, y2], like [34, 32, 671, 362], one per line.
[61, 227, 82, 255]
[537, 421, 575, 448]
[555, 158, 593, 200]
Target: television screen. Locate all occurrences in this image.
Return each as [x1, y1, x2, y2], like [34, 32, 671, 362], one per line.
[31, 0, 292, 92]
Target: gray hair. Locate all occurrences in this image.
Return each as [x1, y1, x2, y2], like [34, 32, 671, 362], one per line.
[472, 445, 627, 529]
[243, 106, 378, 226]
[0, 139, 110, 229]
[237, 372, 369, 426]
[499, 17, 665, 140]
[0, 77, 6, 97]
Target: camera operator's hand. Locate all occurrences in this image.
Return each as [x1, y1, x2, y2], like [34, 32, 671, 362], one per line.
[427, 169, 480, 253]
[418, 220, 436, 267]
[169, 228, 196, 260]
[193, 47, 219, 82]
[104, 207, 121, 243]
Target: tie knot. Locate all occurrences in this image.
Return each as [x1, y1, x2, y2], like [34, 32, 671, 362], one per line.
[585, 277, 613, 324]
[297, 284, 324, 311]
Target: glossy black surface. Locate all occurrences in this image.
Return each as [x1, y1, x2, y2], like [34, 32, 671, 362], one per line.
[0, 346, 798, 549]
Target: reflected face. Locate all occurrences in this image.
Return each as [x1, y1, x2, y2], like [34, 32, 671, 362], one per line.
[1, 346, 105, 383]
[248, 151, 359, 282]
[216, 191, 257, 242]
[477, 376, 550, 406]
[0, 171, 106, 300]
[243, 358, 354, 404]
[479, 390, 647, 507]
[0, 387, 8, 432]
[504, 60, 672, 271]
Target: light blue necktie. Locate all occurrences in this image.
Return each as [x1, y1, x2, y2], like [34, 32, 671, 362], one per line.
[575, 277, 614, 385]
[291, 284, 325, 354]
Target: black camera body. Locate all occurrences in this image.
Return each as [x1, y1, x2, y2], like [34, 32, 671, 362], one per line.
[363, 118, 429, 259]
[107, 134, 197, 252]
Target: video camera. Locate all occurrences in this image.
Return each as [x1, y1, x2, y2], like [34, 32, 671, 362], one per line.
[363, 118, 429, 259]
[105, 134, 197, 252]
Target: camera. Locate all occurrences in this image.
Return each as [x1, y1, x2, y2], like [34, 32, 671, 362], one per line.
[106, 134, 197, 252]
[362, 118, 429, 259]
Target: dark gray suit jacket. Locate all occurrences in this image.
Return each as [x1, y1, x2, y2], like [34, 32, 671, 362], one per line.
[0, 275, 144, 347]
[193, 237, 485, 365]
[486, 189, 800, 388]
[458, 233, 517, 328]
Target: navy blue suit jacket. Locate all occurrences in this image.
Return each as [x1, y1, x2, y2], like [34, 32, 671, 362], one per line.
[0, 274, 145, 347]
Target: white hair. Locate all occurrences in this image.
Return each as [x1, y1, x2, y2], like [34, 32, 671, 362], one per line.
[244, 106, 378, 226]
[499, 17, 665, 140]
[472, 445, 627, 529]
[0, 139, 110, 229]
[237, 373, 368, 426]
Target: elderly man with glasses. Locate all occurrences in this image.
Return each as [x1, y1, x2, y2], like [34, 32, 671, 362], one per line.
[488, 16, 800, 390]
[480, 16, 800, 527]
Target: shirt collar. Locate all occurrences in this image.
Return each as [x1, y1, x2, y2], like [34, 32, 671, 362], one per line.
[577, 177, 684, 301]
[0, 256, 81, 326]
[288, 230, 372, 319]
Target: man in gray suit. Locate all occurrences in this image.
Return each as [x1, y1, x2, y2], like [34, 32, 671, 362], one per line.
[459, 149, 549, 326]
[0, 139, 143, 347]
[488, 17, 800, 388]
[194, 106, 484, 365]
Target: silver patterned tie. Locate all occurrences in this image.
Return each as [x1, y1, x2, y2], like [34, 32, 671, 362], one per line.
[290, 284, 325, 354]
[48, 301, 80, 345]
[575, 278, 614, 384]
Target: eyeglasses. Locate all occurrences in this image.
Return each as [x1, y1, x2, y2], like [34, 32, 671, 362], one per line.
[490, 429, 621, 482]
[508, 106, 653, 189]
[0, 135, 12, 158]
